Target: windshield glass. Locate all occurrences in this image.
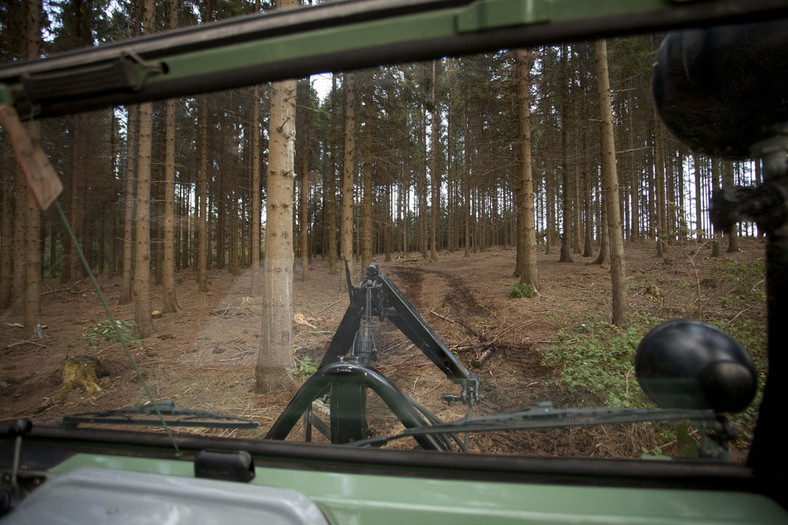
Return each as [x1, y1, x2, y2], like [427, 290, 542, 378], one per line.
[0, 2, 767, 463]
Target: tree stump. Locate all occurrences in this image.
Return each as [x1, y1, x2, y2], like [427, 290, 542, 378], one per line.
[62, 356, 109, 393]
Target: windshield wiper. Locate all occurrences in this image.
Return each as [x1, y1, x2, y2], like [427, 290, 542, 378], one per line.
[62, 401, 259, 429]
[348, 402, 730, 455]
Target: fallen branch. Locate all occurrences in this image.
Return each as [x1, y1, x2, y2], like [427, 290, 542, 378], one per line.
[429, 309, 457, 324]
[294, 313, 318, 329]
[315, 300, 342, 315]
[452, 341, 494, 352]
[5, 338, 49, 350]
[472, 346, 497, 368]
[210, 304, 231, 317]
[42, 288, 70, 296]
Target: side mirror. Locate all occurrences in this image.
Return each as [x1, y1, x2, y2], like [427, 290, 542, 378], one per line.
[651, 20, 788, 158]
[636, 319, 756, 413]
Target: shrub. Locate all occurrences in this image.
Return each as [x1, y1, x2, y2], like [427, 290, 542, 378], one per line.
[510, 281, 535, 298]
[288, 356, 318, 380]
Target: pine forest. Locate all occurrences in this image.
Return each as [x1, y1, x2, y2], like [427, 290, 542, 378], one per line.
[1, 2, 761, 375]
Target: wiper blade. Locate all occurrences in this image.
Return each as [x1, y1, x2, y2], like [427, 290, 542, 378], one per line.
[62, 400, 259, 429]
[348, 403, 720, 447]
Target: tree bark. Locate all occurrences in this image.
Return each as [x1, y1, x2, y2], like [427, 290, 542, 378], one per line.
[67, 114, 84, 282]
[711, 157, 722, 257]
[327, 74, 339, 274]
[197, 96, 209, 292]
[250, 82, 263, 295]
[654, 111, 666, 257]
[596, 39, 627, 326]
[132, 137, 153, 335]
[132, 0, 156, 339]
[559, 45, 574, 263]
[429, 60, 439, 261]
[300, 79, 310, 281]
[118, 107, 137, 304]
[256, 0, 298, 391]
[723, 160, 739, 252]
[514, 49, 539, 291]
[257, 76, 297, 392]
[161, 0, 180, 314]
[694, 153, 703, 239]
[340, 73, 356, 288]
[22, 0, 42, 338]
[361, 107, 373, 271]
[463, 113, 471, 258]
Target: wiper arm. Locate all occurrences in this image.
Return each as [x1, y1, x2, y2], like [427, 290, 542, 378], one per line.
[349, 402, 723, 448]
[62, 400, 259, 429]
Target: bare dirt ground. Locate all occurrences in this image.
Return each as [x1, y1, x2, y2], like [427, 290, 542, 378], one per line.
[1, 238, 766, 458]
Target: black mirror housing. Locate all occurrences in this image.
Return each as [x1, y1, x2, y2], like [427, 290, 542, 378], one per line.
[636, 319, 757, 413]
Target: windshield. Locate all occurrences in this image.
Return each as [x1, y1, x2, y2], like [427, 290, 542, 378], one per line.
[0, 1, 769, 463]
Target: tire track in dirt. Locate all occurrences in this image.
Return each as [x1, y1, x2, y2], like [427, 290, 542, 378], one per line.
[388, 265, 540, 370]
[387, 264, 556, 455]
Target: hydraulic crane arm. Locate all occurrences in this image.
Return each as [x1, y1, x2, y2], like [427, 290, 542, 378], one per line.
[1, 0, 787, 119]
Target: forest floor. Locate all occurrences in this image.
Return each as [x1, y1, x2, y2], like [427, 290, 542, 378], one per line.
[0, 237, 767, 459]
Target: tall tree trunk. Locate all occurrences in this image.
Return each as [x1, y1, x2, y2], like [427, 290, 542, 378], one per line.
[463, 115, 471, 258]
[694, 153, 703, 239]
[250, 82, 263, 294]
[132, 0, 155, 339]
[161, 0, 180, 314]
[300, 82, 310, 281]
[67, 114, 84, 281]
[197, 97, 209, 291]
[361, 110, 373, 271]
[419, 105, 428, 259]
[543, 94, 555, 255]
[23, 130, 41, 338]
[256, 66, 297, 393]
[250, 0, 264, 293]
[229, 152, 240, 275]
[514, 49, 539, 291]
[384, 181, 392, 262]
[711, 157, 722, 257]
[340, 73, 356, 288]
[596, 39, 627, 326]
[119, 107, 137, 304]
[12, 168, 26, 316]
[582, 169, 594, 257]
[429, 60, 439, 261]
[327, 74, 339, 274]
[654, 111, 666, 257]
[22, 0, 42, 337]
[558, 45, 574, 263]
[722, 160, 739, 252]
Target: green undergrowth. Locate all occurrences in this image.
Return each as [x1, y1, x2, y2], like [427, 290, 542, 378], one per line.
[540, 255, 767, 454]
[541, 312, 663, 409]
[509, 281, 535, 298]
[69, 317, 139, 351]
[288, 356, 318, 381]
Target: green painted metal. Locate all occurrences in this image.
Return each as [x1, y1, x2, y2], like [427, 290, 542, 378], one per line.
[454, 0, 664, 33]
[4, 0, 783, 118]
[50, 453, 788, 525]
[152, 0, 665, 82]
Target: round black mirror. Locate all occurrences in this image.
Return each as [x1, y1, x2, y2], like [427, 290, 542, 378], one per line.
[636, 319, 756, 413]
[652, 20, 788, 158]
